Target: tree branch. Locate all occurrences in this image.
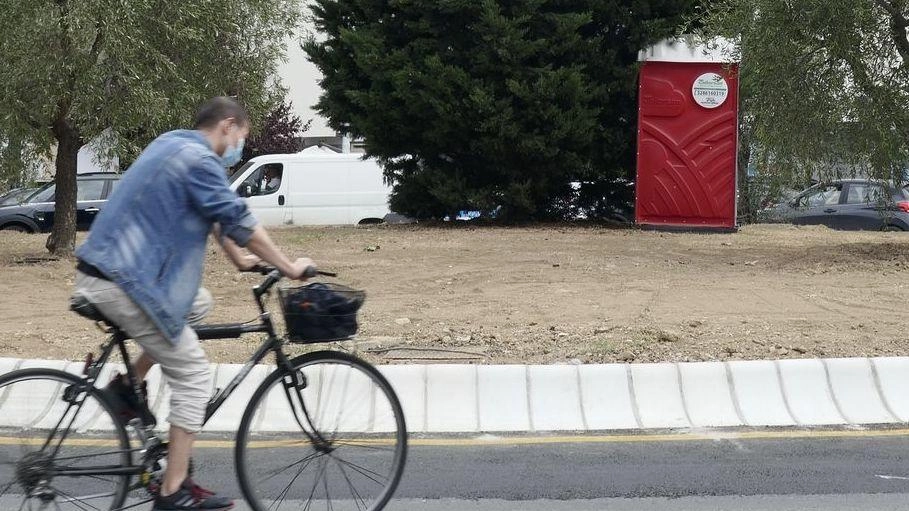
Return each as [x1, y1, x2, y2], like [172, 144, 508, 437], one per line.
[53, 0, 77, 129]
[874, 0, 909, 69]
[90, 20, 103, 61]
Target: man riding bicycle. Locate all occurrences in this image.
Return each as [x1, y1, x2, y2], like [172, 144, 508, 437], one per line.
[72, 97, 314, 511]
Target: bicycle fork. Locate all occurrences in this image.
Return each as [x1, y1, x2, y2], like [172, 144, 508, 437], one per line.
[276, 352, 333, 451]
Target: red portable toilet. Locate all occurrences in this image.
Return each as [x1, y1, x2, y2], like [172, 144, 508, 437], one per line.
[635, 38, 740, 230]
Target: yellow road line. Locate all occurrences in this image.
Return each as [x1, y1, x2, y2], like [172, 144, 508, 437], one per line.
[1, 428, 908, 449]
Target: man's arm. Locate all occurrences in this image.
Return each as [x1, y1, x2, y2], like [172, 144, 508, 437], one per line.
[213, 223, 313, 278]
[244, 225, 314, 278]
[213, 224, 260, 270]
[188, 159, 313, 279]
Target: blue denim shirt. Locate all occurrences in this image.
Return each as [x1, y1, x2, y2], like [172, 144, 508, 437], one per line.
[76, 130, 258, 344]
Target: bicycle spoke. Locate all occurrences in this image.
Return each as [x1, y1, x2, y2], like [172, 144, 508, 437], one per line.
[333, 457, 367, 511]
[269, 452, 320, 511]
[332, 457, 387, 487]
[316, 365, 336, 430]
[0, 478, 18, 498]
[257, 451, 323, 485]
[321, 456, 333, 511]
[301, 457, 327, 511]
[55, 489, 119, 502]
[329, 387, 371, 443]
[328, 367, 353, 439]
[52, 468, 119, 485]
[332, 440, 395, 452]
[53, 448, 137, 463]
[17, 495, 27, 511]
[52, 486, 101, 511]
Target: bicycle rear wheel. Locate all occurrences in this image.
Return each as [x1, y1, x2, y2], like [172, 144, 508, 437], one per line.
[0, 368, 132, 510]
[236, 350, 407, 511]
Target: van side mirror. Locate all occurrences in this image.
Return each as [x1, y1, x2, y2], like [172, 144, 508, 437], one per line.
[239, 184, 254, 198]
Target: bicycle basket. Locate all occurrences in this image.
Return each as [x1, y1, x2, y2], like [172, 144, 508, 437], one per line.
[278, 282, 366, 343]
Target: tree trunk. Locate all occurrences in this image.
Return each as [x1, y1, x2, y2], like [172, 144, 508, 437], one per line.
[46, 118, 81, 256]
[736, 126, 753, 224]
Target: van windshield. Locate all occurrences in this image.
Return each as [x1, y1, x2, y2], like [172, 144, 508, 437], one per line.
[228, 161, 255, 185]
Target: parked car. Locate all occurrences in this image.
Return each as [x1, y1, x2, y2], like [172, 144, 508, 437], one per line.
[0, 173, 120, 233]
[761, 179, 909, 231]
[0, 187, 39, 206]
[572, 179, 635, 224]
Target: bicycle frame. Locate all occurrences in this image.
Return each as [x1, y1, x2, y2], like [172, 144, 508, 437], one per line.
[5, 267, 402, 511]
[75, 268, 329, 454]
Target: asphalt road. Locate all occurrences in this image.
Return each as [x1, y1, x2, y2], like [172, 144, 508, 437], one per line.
[2, 429, 909, 510]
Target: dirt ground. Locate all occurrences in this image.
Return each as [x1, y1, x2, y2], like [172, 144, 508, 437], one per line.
[0, 223, 907, 365]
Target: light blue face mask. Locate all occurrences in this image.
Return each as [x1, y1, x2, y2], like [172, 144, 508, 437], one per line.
[221, 137, 245, 167]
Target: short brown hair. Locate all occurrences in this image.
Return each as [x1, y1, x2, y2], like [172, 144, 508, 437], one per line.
[193, 96, 249, 129]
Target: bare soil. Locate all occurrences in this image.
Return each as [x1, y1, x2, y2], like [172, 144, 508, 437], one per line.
[0, 224, 907, 365]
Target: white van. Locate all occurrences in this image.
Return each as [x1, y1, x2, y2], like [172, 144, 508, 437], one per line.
[228, 153, 392, 226]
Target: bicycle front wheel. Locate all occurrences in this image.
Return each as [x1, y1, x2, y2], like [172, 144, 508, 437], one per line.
[0, 368, 132, 510]
[236, 350, 407, 511]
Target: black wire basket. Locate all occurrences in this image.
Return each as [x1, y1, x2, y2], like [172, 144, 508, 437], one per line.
[278, 282, 366, 343]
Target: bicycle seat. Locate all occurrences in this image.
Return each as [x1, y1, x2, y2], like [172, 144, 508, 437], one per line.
[70, 294, 112, 324]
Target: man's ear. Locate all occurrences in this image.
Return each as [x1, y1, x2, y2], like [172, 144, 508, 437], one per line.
[219, 117, 236, 135]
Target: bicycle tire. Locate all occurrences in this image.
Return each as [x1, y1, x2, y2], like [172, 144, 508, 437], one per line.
[235, 350, 407, 511]
[0, 367, 132, 510]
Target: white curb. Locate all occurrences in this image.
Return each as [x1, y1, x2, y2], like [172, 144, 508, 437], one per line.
[679, 362, 740, 428]
[1, 357, 907, 433]
[728, 360, 792, 426]
[578, 364, 637, 430]
[631, 363, 689, 429]
[872, 357, 909, 422]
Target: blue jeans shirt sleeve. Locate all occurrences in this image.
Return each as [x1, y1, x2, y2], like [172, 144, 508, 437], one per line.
[188, 155, 259, 247]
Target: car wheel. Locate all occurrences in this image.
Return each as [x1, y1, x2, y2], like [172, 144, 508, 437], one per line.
[1, 224, 30, 233]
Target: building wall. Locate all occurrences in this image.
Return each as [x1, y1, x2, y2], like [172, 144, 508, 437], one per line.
[277, 16, 336, 139]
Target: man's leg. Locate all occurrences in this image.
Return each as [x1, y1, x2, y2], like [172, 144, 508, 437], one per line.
[164, 425, 195, 495]
[132, 288, 213, 381]
[74, 274, 225, 503]
[136, 325, 211, 496]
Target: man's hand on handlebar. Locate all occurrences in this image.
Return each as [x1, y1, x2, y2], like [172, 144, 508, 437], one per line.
[236, 254, 262, 272]
[241, 258, 322, 280]
[288, 257, 317, 280]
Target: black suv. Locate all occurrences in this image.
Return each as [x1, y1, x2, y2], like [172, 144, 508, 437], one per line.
[0, 173, 121, 233]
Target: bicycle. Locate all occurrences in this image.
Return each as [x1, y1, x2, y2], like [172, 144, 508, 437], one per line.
[0, 265, 407, 511]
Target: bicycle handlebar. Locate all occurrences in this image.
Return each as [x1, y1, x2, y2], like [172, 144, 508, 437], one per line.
[242, 263, 338, 278]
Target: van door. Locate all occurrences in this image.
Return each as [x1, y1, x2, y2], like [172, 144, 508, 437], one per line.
[347, 159, 391, 223]
[236, 163, 290, 226]
[287, 161, 351, 225]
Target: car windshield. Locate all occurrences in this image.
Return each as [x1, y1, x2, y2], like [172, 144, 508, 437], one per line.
[228, 161, 255, 185]
[27, 183, 55, 203]
[0, 189, 33, 206]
